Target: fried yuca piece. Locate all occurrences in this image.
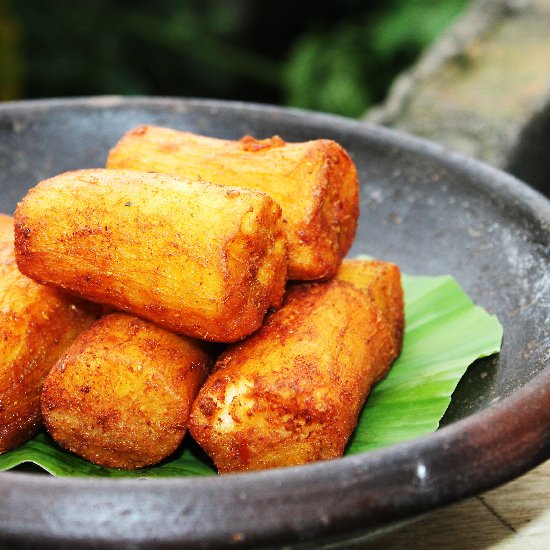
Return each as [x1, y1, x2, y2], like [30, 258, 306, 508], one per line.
[0, 213, 98, 454]
[336, 258, 404, 352]
[189, 274, 401, 474]
[41, 313, 211, 470]
[107, 126, 359, 280]
[14, 169, 287, 342]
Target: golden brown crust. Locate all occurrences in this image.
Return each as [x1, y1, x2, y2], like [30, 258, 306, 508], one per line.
[41, 313, 211, 470]
[107, 126, 359, 280]
[189, 279, 398, 473]
[0, 214, 98, 454]
[14, 169, 287, 342]
[336, 258, 405, 353]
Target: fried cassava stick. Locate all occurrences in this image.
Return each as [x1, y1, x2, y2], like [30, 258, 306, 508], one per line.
[107, 126, 359, 280]
[14, 169, 287, 342]
[189, 259, 403, 473]
[0, 214, 98, 453]
[41, 313, 211, 469]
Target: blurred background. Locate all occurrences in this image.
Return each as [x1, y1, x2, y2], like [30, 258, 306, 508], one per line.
[0, 0, 468, 117]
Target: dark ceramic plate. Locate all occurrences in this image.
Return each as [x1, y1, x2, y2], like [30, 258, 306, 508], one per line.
[0, 97, 548, 549]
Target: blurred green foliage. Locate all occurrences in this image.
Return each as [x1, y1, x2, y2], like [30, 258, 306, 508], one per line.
[0, 0, 468, 117]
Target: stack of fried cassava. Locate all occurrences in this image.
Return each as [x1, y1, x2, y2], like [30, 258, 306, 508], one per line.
[2, 127, 404, 472]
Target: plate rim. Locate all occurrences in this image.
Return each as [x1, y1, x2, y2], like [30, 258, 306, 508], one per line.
[0, 96, 548, 547]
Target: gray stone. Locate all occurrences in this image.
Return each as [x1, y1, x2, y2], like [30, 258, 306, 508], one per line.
[366, 0, 550, 196]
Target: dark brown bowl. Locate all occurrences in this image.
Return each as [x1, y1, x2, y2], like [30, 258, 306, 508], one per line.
[0, 97, 548, 549]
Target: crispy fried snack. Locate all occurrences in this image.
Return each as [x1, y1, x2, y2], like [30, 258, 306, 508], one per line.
[0, 214, 98, 454]
[336, 258, 404, 352]
[14, 169, 287, 342]
[107, 126, 359, 280]
[41, 313, 211, 470]
[189, 262, 403, 473]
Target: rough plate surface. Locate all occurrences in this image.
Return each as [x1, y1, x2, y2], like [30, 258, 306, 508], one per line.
[0, 97, 548, 549]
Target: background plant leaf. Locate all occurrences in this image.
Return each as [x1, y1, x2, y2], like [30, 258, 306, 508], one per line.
[2, 1, 469, 114]
[0, 273, 502, 477]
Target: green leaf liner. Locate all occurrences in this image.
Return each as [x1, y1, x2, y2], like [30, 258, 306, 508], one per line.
[0, 432, 214, 478]
[0, 274, 502, 477]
